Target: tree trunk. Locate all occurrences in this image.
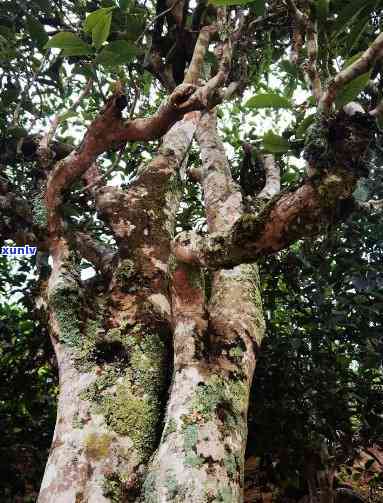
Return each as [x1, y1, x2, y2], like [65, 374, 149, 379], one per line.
[142, 111, 265, 501]
[38, 110, 265, 502]
[38, 112, 200, 502]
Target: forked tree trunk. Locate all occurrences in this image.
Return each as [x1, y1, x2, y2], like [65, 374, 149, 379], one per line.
[38, 110, 265, 503]
[142, 111, 265, 501]
[38, 112, 200, 502]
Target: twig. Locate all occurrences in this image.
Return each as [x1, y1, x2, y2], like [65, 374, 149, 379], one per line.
[38, 78, 93, 166]
[128, 67, 141, 119]
[135, 0, 182, 43]
[12, 55, 47, 127]
[78, 142, 127, 194]
[92, 66, 107, 102]
[287, 0, 322, 102]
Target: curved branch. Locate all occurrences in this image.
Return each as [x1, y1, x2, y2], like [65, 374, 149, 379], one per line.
[173, 174, 357, 269]
[45, 83, 199, 238]
[37, 78, 93, 167]
[320, 32, 383, 114]
[184, 26, 214, 85]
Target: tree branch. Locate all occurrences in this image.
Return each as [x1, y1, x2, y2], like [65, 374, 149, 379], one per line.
[37, 78, 93, 167]
[173, 174, 357, 269]
[45, 20, 236, 240]
[0, 135, 73, 166]
[304, 19, 322, 102]
[287, 1, 322, 101]
[320, 32, 383, 114]
[175, 102, 376, 268]
[357, 198, 383, 212]
[256, 155, 280, 199]
[184, 26, 214, 85]
[45, 83, 199, 238]
[369, 99, 383, 117]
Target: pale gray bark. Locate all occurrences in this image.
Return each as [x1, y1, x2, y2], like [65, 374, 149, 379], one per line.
[144, 111, 265, 502]
[38, 113, 200, 502]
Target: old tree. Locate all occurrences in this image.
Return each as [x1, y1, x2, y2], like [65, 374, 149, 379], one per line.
[1, 0, 383, 501]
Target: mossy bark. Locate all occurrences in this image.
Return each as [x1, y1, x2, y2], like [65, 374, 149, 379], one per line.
[38, 112, 200, 502]
[142, 112, 265, 502]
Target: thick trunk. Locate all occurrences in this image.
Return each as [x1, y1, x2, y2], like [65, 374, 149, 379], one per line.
[144, 112, 265, 502]
[39, 112, 200, 502]
[143, 264, 264, 502]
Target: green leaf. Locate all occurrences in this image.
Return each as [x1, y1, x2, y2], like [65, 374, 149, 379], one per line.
[346, 16, 369, 50]
[58, 110, 78, 122]
[333, 0, 376, 38]
[26, 16, 48, 49]
[253, 0, 266, 15]
[35, 0, 51, 11]
[96, 40, 142, 66]
[280, 59, 298, 78]
[121, 14, 145, 40]
[246, 93, 292, 109]
[44, 32, 93, 56]
[92, 13, 112, 49]
[84, 8, 114, 33]
[8, 127, 28, 139]
[296, 113, 316, 138]
[210, 0, 264, 10]
[335, 72, 371, 108]
[333, 0, 366, 37]
[263, 131, 290, 153]
[118, 0, 131, 10]
[315, 0, 329, 21]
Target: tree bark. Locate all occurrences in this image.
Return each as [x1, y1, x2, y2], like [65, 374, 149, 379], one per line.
[38, 112, 200, 502]
[142, 112, 265, 502]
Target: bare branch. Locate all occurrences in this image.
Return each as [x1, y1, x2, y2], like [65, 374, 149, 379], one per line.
[287, 1, 322, 101]
[357, 199, 383, 211]
[257, 155, 281, 199]
[174, 102, 376, 268]
[178, 20, 233, 111]
[0, 135, 73, 166]
[285, 0, 305, 24]
[79, 143, 127, 195]
[136, 0, 182, 43]
[173, 174, 357, 269]
[304, 20, 322, 102]
[45, 83, 199, 237]
[45, 14, 237, 240]
[195, 110, 242, 232]
[369, 100, 383, 117]
[184, 26, 215, 85]
[37, 78, 93, 167]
